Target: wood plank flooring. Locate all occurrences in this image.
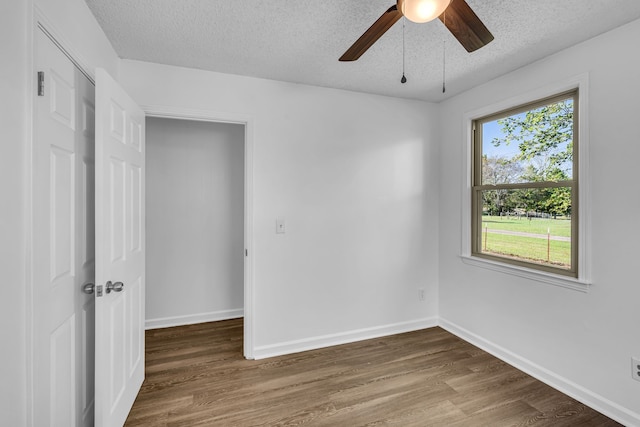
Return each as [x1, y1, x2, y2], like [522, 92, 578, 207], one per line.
[125, 319, 620, 426]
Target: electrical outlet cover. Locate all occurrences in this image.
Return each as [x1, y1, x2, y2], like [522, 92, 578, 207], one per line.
[632, 357, 640, 381]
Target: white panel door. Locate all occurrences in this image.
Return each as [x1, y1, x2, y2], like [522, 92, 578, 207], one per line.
[33, 28, 96, 427]
[94, 68, 145, 427]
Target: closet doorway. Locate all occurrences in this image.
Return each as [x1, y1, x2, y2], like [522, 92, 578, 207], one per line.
[145, 116, 251, 351]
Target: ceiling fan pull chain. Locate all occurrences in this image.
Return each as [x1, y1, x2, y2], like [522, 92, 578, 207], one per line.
[401, 17, 407, 84]
[442, 39, 446, 93]
[442, 10, 446, 93]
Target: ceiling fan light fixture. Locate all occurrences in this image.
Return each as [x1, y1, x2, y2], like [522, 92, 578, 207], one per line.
[398, 0, 452, 23]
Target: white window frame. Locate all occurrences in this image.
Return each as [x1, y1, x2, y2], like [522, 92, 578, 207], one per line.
[460, 74, 591, 292]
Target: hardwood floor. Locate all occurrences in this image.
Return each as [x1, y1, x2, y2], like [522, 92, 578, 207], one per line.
[125, 319, 620, 426]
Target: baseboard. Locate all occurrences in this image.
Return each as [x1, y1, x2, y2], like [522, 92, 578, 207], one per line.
[253, 317, 438, 360]
[145, 308, 243, 330]
[439, 318, 640, 427]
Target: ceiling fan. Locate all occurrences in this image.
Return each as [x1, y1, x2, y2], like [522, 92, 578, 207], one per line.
[339, 0, 494, 61]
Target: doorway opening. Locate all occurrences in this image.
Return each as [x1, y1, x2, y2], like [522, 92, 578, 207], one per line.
[144, 113, 254, 359]
[145, 117, 244, 326]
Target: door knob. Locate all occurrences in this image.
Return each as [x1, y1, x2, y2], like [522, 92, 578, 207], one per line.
[82, 283, 95, 294]
[106, 281, 124, 294]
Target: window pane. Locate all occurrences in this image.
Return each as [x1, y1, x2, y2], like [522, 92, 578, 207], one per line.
[481, 98, 574, 185]
[479, 188, 572, 270]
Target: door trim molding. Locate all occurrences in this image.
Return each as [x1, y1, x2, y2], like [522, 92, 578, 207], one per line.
[141, 104, 256, 359]
[34, 5, 96, 84]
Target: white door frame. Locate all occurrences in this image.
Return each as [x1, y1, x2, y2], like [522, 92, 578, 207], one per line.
[141, 105, 255, 359]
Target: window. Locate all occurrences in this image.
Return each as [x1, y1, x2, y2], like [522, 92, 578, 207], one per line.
[471, 90, 578, 277]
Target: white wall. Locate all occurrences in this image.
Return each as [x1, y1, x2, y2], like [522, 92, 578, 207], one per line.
[120, 61, 440, 355]
[438, 18, 640, 424]
[0, 0, 118, 424]
[146, 117, 245, 327]
[0, 1, 30, 425]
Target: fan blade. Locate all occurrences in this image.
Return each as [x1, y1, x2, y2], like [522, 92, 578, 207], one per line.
[339, 5, 402, 62]
[439, 0, 493, 52]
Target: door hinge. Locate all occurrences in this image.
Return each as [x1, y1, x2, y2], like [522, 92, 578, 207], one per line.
[37, 71, 45, 96]
[96, 285, 103, 297]
[245, 249, 248, 256]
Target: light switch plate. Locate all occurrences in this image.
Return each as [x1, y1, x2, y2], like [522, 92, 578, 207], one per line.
[276, 218, 286, 234]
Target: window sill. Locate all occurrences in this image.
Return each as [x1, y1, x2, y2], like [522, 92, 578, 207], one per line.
[459, 255, 590, 293]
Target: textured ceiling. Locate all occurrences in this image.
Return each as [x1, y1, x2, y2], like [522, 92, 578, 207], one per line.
[84, 0, 640, 102]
